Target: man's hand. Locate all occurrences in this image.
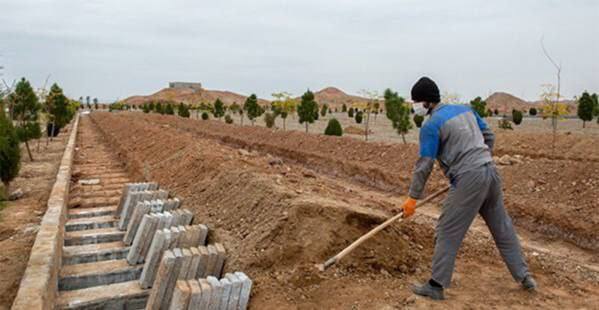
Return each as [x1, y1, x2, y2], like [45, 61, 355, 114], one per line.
[401, 198, 418, 218]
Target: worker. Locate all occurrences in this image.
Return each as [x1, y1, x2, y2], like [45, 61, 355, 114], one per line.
[400, 77, 536, 300]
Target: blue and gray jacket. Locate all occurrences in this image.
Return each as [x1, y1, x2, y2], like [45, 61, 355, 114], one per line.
[408, 104, 495, 199]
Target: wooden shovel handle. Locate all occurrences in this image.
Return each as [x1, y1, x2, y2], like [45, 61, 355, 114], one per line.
[320, 185, 450, 270]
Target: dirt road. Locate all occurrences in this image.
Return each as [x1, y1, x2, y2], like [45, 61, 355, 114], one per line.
[86, 111, 598, 308]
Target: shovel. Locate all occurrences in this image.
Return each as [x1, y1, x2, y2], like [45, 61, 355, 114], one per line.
[317, 185, 450, 271]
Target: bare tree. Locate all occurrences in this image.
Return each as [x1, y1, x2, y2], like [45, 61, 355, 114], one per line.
[540, 36, 562, 155]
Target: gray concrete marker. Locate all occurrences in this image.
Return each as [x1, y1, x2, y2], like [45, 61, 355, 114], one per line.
[224, 273, 242, 310]
[206, 276, 223, 310]
[198, 279, 212, 309]
[169, 280, 191, 310]
[235, 272, 253, 310]
[219, 278, 233, 310]
[145, 250, 176, 310]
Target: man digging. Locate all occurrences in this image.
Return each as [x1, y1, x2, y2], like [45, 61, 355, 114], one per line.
[400, 77, 537, 300]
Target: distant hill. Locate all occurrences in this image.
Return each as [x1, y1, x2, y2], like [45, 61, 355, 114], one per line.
[311, 87, 366, 109]
[485, 92, 576, 115]
[123, 87, 269, 106]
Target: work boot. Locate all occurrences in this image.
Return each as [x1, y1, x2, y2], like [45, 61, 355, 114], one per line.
[521, 275, 537, 291]
[410, 282, 445, 300]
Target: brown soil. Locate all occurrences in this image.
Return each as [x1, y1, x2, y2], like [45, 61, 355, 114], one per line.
[0, 132, 70, 309]
[89, 112, 598, 308]
[102, 112, 598, 251]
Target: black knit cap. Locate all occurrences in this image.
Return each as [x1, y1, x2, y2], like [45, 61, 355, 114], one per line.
[411, 77, 440, 104]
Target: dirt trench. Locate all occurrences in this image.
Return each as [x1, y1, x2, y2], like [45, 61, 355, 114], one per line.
[89, 112, 599, 308]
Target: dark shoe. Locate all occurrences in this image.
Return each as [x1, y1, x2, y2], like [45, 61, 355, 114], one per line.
[410, 282, 445, 300]
[521, 275, 537, 291]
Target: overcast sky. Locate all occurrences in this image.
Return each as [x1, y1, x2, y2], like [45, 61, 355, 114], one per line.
[1, 0, 597, 102]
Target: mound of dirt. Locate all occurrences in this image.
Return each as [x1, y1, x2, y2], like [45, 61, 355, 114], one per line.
[89, 112, 599, 308]
[344, 125, 373, 136]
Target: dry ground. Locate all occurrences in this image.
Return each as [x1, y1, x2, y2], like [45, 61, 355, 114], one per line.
[89, 112, 598, 308]
[0, 131, 70, 309]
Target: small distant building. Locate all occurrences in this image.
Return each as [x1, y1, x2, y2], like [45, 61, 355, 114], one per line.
[168, 82, 202, 90]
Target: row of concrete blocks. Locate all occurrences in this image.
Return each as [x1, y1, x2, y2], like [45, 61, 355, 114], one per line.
[118, 183, 169, 230]
[146, 246, 228, 310]
[139, 224, 211, 288]
[169, 272, 252, 310]
[124, 198, 183, 245]
[117, 182, 159, 218]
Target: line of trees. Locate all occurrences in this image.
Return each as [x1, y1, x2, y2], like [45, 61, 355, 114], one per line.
[1, 78, 78, 197]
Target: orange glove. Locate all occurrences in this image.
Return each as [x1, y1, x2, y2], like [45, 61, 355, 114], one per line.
[401, 198, 418, 218]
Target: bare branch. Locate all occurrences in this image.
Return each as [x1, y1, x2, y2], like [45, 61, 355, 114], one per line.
[540, 35, 561, 71]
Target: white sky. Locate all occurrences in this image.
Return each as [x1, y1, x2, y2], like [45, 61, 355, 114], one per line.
[1, 0, 598, 102]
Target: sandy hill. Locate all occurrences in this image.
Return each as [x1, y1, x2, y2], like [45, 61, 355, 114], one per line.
[123, 87, 269, 106]
[310, 87, 366, 109]
[485, 92, 577, 115]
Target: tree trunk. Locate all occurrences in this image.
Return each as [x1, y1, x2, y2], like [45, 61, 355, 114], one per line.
[305, 122, 308, 133]
[2, 180, 9, 198]
[283, 118, 286, 131]
[401, 133, 407, 144]
[241, 115, 244, 126]
[25, 140, 34, 161]
[365, 111, 371, 141]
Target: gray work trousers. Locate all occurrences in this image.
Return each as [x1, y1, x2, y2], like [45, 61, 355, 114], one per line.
[431, 163, 529, 288]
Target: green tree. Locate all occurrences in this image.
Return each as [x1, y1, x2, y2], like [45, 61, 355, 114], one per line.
[165, 103, 175, 115]
[244, 94, 263, 125]
[177, 102, 190, 118]
[529, 107, 537, 116]
[592, 93, 599, 123]
[10, 78, 41, 160]
[354, 111, 363, 124]
[149, 102, 155, 111]
[512, 109, 523, 125]
[324, 118, 343, 136]
[0, 104, 21, 197]
[264, 112, 276, 128]
[577, 92, 594, 128]
[384, 88, 412, 144]
[348, 107, 354, 118]
[142, 104, 150, 113]
[320, 104, 328, 117]
[156, 102, 164, 114]
[213, 99, 225, 118]
[297, 90, 318, 133]
[201, 112, 209, 120]
[342, 104, 347, 112]
[413, 114, 425, 128]
[271, 93, 296, 131]
[225, 114, 233, 124]
[494, 108, 499, 115]
[470, 96, 488, 117]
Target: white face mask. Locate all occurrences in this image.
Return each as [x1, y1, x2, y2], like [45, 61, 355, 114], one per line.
[413, 102, 429, 116]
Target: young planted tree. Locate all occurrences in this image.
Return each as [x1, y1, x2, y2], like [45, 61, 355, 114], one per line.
[320, 104, 328, 117]
[271, 92, 296, 130]
[243, 94, 263, 125]
[201, 112, 209, 120]
[46, 83, 70, 139]
[177, 102, 190, 118]
[297, 90, 318, 133]
[156, 102, 164, 114]
[577, 92, 594, 128]
[342, 103, 347, 112]
[93, 98, 98, 110]
[512, 109, 523, 125]
[86, 96, 90, 109]
[0, 103, 21, 197]
[10, 78, 41, 160]
[354, 111, 363, 124]
[348, 107, 354, 118]
[165, 103, 175, 115]
[540, 84, 569, 154]
[355, 90, 380, 141]
[384, 88, 412, 144]
[213, 99, 225, 119]
[470, 96, 488, 117]
[324, 118, 343, 136]
[264, 112, 276, 128]
[529, 107, 537, 116]
[224, 114, 233, 124]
